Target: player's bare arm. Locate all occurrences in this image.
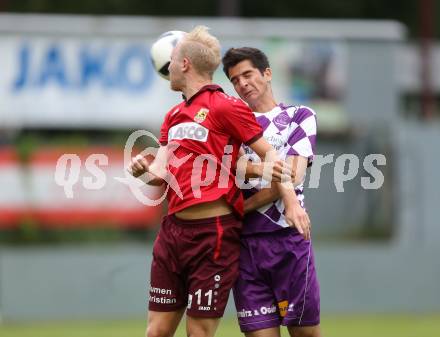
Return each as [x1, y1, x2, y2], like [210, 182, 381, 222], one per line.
[246, 137, 295, 194]
[244, 156, 311, 240]
[246, 137, 294, 183]
[243, 159, 296, 182]
[128, 146, 168, 186]
[243, 185, 278, 213]
[284, 156, 310, 240]
[146, 145, 169, 180]
[237, 147, 296, 182]
[243, 155, 308, 211]
[246, 137, 311, 238]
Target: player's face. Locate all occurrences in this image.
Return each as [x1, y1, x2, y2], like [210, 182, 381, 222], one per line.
[228, 60, 272, 105]
[169, 43, 184, 91]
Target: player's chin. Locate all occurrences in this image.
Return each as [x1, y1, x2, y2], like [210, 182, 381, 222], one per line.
[244, 93, 259, 104]
[170, 80, 180, 91]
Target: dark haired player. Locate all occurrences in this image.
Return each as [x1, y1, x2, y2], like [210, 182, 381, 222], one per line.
[223, 47, 321, 337]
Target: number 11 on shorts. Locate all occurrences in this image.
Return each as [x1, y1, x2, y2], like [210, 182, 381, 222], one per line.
[187, 289, 213, 310]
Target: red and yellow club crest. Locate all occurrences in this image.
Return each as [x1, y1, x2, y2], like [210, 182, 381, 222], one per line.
[194, 108, 209, 123]
[278, 300, 289, 317]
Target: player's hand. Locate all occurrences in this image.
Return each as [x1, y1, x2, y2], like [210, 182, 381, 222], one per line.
[128, 154, 150, 178]
[260, 160, 296, 183]
[285, 203, 311, 241]
[148, 161, 168, 180]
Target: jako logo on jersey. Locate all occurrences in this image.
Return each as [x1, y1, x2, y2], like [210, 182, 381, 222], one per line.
[168, 122, 209, 142]
[194, 108, 209, 123]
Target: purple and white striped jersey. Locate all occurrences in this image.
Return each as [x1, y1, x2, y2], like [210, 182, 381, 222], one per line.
[241, 103, 317, 235]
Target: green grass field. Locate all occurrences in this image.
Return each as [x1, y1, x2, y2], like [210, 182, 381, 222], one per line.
[1, 314, 439, 337]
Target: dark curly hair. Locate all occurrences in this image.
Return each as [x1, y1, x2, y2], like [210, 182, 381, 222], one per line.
[222, 47, 270, 79]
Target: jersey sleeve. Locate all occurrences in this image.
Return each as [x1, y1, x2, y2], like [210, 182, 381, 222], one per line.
[217, 96, 263, 145]
[159, 109, 172, 146]
[285, 106, 317, 165]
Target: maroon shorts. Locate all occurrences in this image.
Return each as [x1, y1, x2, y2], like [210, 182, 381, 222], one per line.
[148, 213, 242, 318]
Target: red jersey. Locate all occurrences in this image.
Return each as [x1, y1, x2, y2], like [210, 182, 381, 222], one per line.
[158, 84, 263, 217]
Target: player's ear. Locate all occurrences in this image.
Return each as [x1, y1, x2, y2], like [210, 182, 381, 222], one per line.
[263, 67, 272, 81]
[182, 57, 190, 72]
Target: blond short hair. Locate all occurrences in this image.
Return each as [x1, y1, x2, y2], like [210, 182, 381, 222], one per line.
[179, 26, 221, 78]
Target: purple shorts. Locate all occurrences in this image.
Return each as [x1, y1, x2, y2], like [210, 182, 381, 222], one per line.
[233, 229, 320, 332]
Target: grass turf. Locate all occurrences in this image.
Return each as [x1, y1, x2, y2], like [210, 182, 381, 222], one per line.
[1, 314, 439, 337]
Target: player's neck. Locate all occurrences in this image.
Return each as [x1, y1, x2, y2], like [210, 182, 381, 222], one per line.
[250, 95, 277, 113]
[182, 77, 212, 101]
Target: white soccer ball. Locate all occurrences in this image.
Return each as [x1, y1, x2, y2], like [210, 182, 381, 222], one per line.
[150, 30, 185, 80]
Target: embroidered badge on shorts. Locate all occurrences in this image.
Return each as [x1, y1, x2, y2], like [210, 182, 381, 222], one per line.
[194, 108, 209, 123]
[278, 300, 289, 317]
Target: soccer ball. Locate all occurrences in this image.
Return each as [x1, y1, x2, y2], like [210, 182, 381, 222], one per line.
[150, 30, 185, 80]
